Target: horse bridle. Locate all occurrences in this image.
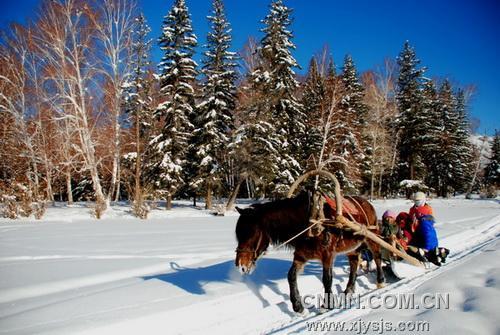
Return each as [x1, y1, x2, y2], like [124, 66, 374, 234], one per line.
[235, 230, 266, 262]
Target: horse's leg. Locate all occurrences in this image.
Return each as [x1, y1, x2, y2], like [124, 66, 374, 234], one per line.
[321, 251, 336, 309]
[288, 254, 306, 313]
[344, 252, 360, 294]
[367, 240, 386, 288]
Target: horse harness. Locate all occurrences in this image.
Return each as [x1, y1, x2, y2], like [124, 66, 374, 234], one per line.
[311, 192, 377, 235]
[235, 192, 378, 259]
[235, 230, 266, 262]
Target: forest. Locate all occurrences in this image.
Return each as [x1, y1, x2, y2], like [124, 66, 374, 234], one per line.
[1, 0, 499, 219]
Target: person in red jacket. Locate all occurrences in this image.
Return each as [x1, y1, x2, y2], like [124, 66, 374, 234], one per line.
[395, 212, 412, 250]
[409, 192, 433, 220]
[406, 192, 449, 265]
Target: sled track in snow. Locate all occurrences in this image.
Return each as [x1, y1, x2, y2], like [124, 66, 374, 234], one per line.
[73, 213, 499, 335]
[1, 204, 498, 335]
[266, 231, 500, 334]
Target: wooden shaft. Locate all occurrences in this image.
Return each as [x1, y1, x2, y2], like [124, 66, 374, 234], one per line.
[287, 169, 343, 216]
[335, 215, 424, 268]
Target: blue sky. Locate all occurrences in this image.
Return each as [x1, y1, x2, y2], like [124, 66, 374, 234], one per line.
[1, 0, 499, 134]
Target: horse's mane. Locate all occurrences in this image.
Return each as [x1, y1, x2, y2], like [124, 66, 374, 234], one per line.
[249, 191, 309, 214]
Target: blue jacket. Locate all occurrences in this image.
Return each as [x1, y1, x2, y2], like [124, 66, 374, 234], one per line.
[410, 215, 438, 250]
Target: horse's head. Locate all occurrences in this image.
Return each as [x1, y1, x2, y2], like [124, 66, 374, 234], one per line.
[234, 206, 269, 274]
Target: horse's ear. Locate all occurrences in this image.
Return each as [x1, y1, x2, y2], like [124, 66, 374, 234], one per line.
[235, 206, 243, 214]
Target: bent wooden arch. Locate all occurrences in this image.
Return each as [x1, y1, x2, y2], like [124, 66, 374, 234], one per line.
[287, 169, 342, 217]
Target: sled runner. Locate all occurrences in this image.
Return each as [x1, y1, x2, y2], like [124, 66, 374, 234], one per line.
[390, 259, 427, 278]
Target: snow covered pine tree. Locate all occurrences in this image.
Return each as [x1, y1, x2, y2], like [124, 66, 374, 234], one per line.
[333, 54, 367, 192]
[191, 0, 237, 209]
[257, 0, 305, 196]
[150, 0, 198, 209]
[483, 131, 500, 194]
[396, 41, 427, 182]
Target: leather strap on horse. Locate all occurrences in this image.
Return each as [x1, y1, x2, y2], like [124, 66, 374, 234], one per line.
[236, 230, 266, 260]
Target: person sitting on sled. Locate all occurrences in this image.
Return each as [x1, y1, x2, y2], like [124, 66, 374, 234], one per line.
[404, 192, 449, 266]
[409, 191, 433, 221]
[395, 212, 412, 249]
[380, 210, 400, 261]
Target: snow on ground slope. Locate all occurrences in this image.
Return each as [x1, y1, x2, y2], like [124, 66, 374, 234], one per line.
[322, 239, 500, 335]
[0, 198, 498, 334]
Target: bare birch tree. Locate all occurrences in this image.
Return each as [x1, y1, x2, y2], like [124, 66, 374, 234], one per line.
[362, 58, 398, 198]
[0, 25, 42, 203]
[92, 0, 136, 202]
[36, 0, 107, 216]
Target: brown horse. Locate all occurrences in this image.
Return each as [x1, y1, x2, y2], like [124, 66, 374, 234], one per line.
[234, 191, 385, 313]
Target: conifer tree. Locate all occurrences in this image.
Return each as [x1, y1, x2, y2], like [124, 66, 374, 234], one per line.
[301, 58, 325, 167]
[432, 80, 459, 196]
[451, 89, 474, 192]
[341, 55, 367, 130]
[396, 41, 426, 181]
[420, 79, 442, 189]
[150, 0, 198, 209]
[484, 130, 500, 191]
[192, 0, 237, 209]
[259, 0, 305, 195]
[229, 61, 280, 198]
[332, 54, 366, 191]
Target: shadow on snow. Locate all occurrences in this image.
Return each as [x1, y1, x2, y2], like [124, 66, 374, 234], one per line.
[142, 256, 355, 309]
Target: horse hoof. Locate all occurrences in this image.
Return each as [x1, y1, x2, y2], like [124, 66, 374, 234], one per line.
[318, 306, 330, 314]
[377, 282, 386, 289]
[292, 303, 304, 314]
[320, 303, 334, 313]
[297, 308, 308, 316]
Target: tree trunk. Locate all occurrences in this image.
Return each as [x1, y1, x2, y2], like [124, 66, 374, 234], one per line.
[369, 135, 377, 200]
[114, 163, 121, 202]
[66, 167, 73, 205]
[28, 149, 40, 202]
[46, 179, 54, 203]
[205, 182, 212, 210]
[409, 157, 415, 180]
[246, 177, 254, 199]
[74, 47, 106, 215]
[43, 155, 54, 203]
[377, 168, 384, 198]
[134, 106, 142, 206]
[370, 172, 375, 201]
[467, 137, 485, 197]
[226, 179, 243, 210]
[166, 193, 172, 210]
[108, 91, 121, 203]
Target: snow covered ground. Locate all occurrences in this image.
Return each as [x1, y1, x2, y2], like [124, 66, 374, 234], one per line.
[0, 198, 498, 334]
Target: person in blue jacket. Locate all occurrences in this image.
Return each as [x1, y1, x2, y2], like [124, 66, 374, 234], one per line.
[410, 214, 438, 250]
[407, 214, 449, 266]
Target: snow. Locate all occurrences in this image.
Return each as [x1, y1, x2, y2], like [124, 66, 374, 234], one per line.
[399, 179, 427, 189]
[330, 239, 500, 335]
[470, 134, 492, 167]
[0, 198, 498, 334]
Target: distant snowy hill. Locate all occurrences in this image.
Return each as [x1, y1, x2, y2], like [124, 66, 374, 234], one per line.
[469, 134, 492, 167]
